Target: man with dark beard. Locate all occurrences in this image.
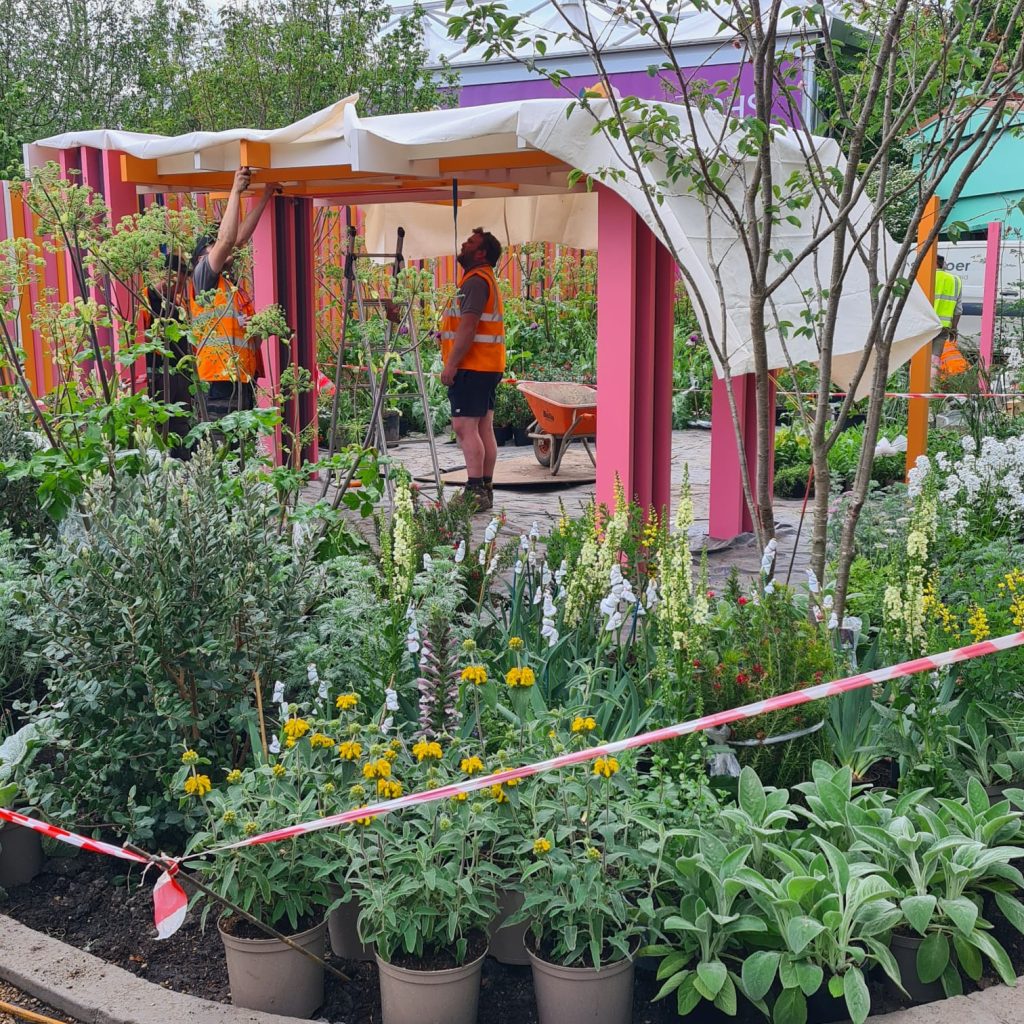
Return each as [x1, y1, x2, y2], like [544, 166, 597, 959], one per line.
[439, 228, 505, 512]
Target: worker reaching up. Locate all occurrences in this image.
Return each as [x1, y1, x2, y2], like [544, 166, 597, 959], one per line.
[933, 254, 969, 379]
[440, 227, 506, 512]
[189, 167, 279, 419]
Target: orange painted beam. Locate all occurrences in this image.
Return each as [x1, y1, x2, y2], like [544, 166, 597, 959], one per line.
[120, 153, 158, 183]
[906, 195, 939, 477]
[438, 151, 568, 173]
[239, 141, 271, 168]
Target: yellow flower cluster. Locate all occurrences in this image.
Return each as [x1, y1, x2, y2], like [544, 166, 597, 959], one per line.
[184, 774, 212, 797]
[354, 807, 374, 827]
[362, 758, 392, 780]
[1000, 571, 1024, 628]
[533, 837, 552, 856]
[922, 582, 957, 634]
[336, 693, 359, 711]
[337, 740, 363, 761]
[508, 636, 524, 651]
[226, 769, 242, 784]
[310, 733, 334, 749]
[571, 716, 597, 733]
[272, 763, 286, 778]
[593, 756, 620, 778]
[506, 666, 536, 688]
[377, 778, 403, 799]
[490, 784, 508, 803]
[181, 749, 199, 765]
[412, 739, 443, 762]
[460, 756, 485, 776]
[968, 605, 991, 643]
[283, 718, 311, 746]
[461, 665, 488, 686]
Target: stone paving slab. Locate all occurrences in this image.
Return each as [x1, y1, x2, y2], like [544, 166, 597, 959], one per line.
[0, 915, 310, 1024]
[323, 428, 814, 589]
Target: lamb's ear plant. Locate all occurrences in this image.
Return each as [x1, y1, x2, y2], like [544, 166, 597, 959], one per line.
[749, 838, 902, 1024]
[643, 829, 772, 1018]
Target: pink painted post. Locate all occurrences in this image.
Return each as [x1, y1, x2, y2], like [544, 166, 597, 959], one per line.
[250, 197, 284, 462]
[979, 221, 1002, 371]
[596, 187, 638, 508]
[709, 373, 777, 540]
[101, 150, 143, 387]
[57, 149, 82, 304]
[632, 218, 657, 509]
[651, 240, 676, 518]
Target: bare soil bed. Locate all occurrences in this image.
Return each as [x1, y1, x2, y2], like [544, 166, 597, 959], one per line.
[3, 850, 1023, 1023]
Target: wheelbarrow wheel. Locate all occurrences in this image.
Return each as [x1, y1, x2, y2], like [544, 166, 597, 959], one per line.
[533, 435, 555, 467]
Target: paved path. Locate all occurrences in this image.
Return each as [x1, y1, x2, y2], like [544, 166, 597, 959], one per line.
[346, 428, 814, 588]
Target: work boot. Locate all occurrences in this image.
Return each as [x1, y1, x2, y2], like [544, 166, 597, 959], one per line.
[462, 483, 493, 513]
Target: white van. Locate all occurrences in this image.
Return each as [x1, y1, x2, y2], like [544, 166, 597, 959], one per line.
[938, 238, 1024, 315]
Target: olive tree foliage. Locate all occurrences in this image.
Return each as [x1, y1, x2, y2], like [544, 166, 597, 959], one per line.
[0, 0, 451, 176]
[450, 0, 1024, 616]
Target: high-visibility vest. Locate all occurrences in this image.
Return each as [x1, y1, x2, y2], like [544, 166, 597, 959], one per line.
[188, 276, 261, 383]
[440, 265, 506, 373]
[938, 337, 969, 377]
[933, 270, 963, 329]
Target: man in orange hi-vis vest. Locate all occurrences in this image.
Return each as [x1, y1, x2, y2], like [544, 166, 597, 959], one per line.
[189, 167, 279, 420]
[440, 228, 506, 512]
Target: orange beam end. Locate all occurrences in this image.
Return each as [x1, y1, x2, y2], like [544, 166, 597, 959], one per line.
[906, 195, 939, 477]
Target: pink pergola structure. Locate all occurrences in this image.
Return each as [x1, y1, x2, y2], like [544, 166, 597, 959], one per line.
[24, 119, 766, 539]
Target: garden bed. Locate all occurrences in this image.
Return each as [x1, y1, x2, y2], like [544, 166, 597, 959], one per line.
[4, 852, 1024, 1024]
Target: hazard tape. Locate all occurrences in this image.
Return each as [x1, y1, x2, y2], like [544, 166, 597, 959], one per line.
[2, 630, 1022, 940]
[779, 389, 1023, 401]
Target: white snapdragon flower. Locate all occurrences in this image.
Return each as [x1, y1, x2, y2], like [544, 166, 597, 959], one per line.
[514, 559, 524, 575]
[529, 521, 541, 541]
[555, 560, 568, 586]
[454, 540, 466, 563]
[423, 553, 433, 571]
[479, 547, 487, 566]
[541, 589, 559, 647]
[317, 679, 329, 701]
[381, 716, 393, 735]
[385, 687, 400, 711]
[645, 578, 659, 610]
[759, 538, 777, 578]
[484, 517, 500, 543]
[604, 610, 623, 631]
[306, 663, 319, 686]
[519, 534, 529, 551]
[405, 621, 421, 654]
[272, 680, 286, 705]
[541, 562, 552, 587]
[269, 734, 281, 754]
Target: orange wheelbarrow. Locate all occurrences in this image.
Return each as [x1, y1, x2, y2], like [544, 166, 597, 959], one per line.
[516, 381, 597, 476]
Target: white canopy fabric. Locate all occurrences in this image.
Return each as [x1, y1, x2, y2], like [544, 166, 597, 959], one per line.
[354, 99, 939, 393]
[33, 94, 939, 393]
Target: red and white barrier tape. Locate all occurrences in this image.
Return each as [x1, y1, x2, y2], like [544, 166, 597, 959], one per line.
[3, 630, 1022, 939]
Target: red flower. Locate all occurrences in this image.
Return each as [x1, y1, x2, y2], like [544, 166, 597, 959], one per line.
[752, 663, 764, 676]
[692, 659, 701, 669]
[712, 682, 722, 691]
[736, 673, 749, 685]
[813, 670, 824, 683]
[737, 597, 748, 606]
[706, 590, 715, 599]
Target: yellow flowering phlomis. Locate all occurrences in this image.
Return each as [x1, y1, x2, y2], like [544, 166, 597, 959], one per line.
[506, 666, 536, 688]
[968, 605, 991, 643]
[283, 718, 311, 743]
[222, 810, 237, 824]
[183, 774, 212, 797]
[244, 821, 259, 836]
[451, 792, 469, 802]
[181, 749, 199, 765]
[460, 756, 485, 776]
[362, 758, 392, 779]
[337, 740, 363, 761]
[508, 636, 524, 651]
[412, 739, 443, 762]
[383, 749, 398, 762]
[585, 846, 602, 861]
[310, 733, 334, 749]
[226, 769, 242, 784]
[593, 756, 620, 778]
[377, 778, 403, 799]
[571, 716, 597, 733]
[272, 763, 286, 778]
[490, 783, 508, 803]
[461, 665, 488, 686]
[336, 693, 359, 711]
[354, 807, 374, 827]
[533, 837, 552, 856]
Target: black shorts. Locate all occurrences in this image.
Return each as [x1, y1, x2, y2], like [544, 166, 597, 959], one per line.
[447, 370, 502, 419]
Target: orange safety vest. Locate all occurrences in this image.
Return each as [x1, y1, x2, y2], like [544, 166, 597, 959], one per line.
[440, 265, 506, 373]
[188, 276, 262, 383]
[938, 337, 969, 377]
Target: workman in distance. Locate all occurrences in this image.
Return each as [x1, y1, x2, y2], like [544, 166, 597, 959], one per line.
[189, 167, 279, 419]
[932, 254, 969, 379]
[439, 227, 505, 512]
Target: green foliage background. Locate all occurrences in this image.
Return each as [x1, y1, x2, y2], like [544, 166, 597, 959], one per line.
[0, 0, 453, 178]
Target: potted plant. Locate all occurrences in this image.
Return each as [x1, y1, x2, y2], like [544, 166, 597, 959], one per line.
[492, 381, 519, 445]
[0, 722, 48, 888]
[347, 742, 503, 1024]
[178, 678, 370, 1019]
[506, 748, 658, 1024]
